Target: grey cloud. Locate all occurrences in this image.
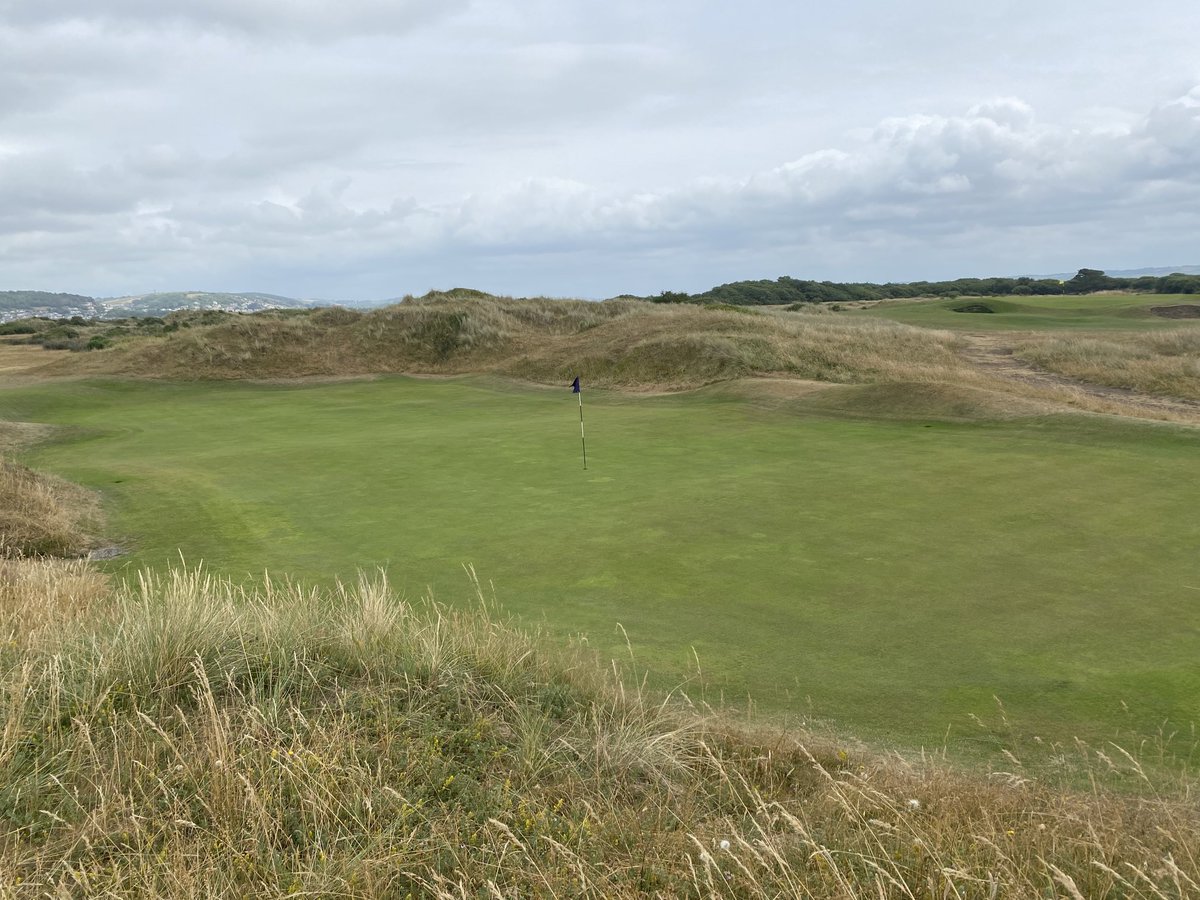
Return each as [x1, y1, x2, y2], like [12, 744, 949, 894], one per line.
[0, 155, 138, 222]
[429, 87, 1200, 257]
[0, 23, 156, 119]
[3, 1, 1200, 299]
[8, 86, 1200, 296]
[1140, 87, 1200, 172]
[0, 0, 471, 39]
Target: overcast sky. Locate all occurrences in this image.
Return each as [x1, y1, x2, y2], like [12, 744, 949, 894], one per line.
[1, 0, 1198, 301]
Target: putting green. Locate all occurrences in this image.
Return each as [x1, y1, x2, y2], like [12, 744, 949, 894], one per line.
[851, 293, 1200, 331]
[4, 376, 1199, 755]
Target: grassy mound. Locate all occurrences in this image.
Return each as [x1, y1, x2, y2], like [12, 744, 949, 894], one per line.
[2, 561, 1198, 898]
[0, 456, 99, 557]
[1015, 328, 1200, 401]
[42, 293, 970, 391]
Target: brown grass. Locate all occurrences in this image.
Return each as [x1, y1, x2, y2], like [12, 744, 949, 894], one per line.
[0, 457, 101, 558]
[0, 421, 56, 456]
[1015, 329, 1200, 402]
[0, 556, 109, 646]
[1, 562, 1197, 898]
[36, 293, 1200, 427]
[41, 294, 975, 392]
[0, 342, 70, 378]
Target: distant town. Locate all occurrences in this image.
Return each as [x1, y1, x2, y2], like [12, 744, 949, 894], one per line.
[0, 291, 321, 323]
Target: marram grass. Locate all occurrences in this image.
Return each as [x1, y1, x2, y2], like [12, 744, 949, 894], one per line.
[0, 456, 99, 558]
[2, 560, 1198, 898]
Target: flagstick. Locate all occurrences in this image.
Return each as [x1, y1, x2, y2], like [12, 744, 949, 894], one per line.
[578, 389, 588, 470]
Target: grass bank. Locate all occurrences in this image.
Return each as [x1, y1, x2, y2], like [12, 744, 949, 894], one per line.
[2, 560, 1197, 898]
[0, 459, 97, 557]
[37, 293, 971, 390]
[1014, 329, 1200, 401]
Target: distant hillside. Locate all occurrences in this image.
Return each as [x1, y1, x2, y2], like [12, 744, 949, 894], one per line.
[0, 291, 103, 319]
[0, 290, 319, 322]
[101, 291, 318, 317]
[1048, 264, 1200, 279]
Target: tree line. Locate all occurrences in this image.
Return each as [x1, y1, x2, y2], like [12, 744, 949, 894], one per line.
[648, 269, 1200, 306]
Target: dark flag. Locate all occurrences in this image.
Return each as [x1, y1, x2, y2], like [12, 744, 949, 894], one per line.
[571, 376, 581, 393]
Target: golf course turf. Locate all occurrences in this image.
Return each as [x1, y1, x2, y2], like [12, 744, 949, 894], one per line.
[852, 292, 1200, 331]
[4, 375, 1199, 758]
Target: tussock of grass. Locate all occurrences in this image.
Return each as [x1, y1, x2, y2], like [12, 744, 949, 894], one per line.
[0, 457, 100, 558]
[45, 293, 972, 391]
[1016, 329, 1200, 401]
[2, 562, 1197, 897]
[0, 556, 108, 646]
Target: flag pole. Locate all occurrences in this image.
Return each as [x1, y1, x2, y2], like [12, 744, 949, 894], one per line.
[572, 376, 587, 470]
[578, 387, 588, 470]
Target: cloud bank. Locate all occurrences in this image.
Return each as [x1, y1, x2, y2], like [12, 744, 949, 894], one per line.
[1, 1, 1198, 298]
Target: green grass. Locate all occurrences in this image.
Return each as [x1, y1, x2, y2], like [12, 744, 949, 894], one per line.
[4, 376, 1199, 757]
[852, 293, 1200, 331]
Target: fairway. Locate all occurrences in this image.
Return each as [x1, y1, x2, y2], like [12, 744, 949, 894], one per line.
[5, 376, 1200, 754]
[851, 292, 1200, 331]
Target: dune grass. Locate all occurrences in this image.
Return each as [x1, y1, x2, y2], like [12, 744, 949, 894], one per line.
[1, 559, 1197, 898]
[1014, 328, 1200, 401]
[32, 291, 1200, 425]
[5, 376, 1199, 759]
[42, 293, 973, 390]
[851, 293, 1200, 331]
[0, 456, 99, 558]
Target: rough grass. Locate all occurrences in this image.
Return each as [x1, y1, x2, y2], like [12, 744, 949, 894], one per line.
[1015, 329, 1200, 401]
[1, 561, 1198, 898]
[0, 556, 109, 646]
[35, 292, 1200, 425]
[0, 457, 99, 558]
[43, 293, 973, 391]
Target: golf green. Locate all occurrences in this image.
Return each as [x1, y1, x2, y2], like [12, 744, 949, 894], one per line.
[5, 376, 1199, 755]
[851, 292, 1200, 331]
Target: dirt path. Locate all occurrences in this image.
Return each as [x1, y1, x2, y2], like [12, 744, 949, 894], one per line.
[957, 332, 1200, 424]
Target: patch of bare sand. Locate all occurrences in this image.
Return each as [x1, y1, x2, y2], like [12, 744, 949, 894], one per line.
[1151, 304, 1200, 319]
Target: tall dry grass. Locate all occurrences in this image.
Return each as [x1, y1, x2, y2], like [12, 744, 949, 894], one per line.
[0, 458, 99, 558]
[1015, 329, 1200, 402]
[44, 294, 977, 391]
[2, 562, 1197, 898]
[0, 556, 108, 646]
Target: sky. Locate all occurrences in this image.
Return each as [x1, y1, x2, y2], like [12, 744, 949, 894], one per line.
[1, 1, 1199, 301]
